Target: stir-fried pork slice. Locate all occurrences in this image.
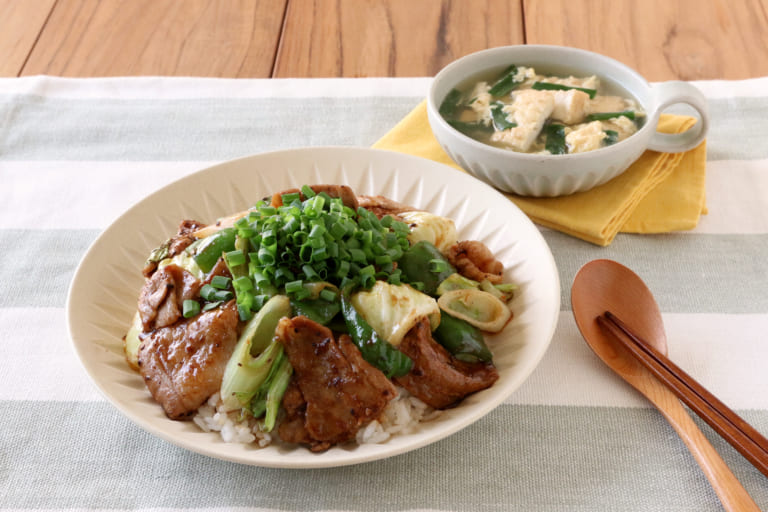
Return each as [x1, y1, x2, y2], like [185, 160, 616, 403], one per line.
[277, 380, 315, 447]
[446, 240, 504, 284]
[138, 301, 240, 419]
[137, 264, 202, 331]
[394, 317, 498, 409]
[277, 316, 396, 451]
[202, 258, 232, 286]
[142, 220, 205, 277]
[357, 195, 418, 220]
[270, 184, 359, 210]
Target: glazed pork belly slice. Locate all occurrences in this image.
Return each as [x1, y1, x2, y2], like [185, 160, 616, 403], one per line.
[394, 318, 499, 409]
[138, 301, 240, 420]
[277, 316, 397, 451]
[137, 264, 203, 332]
[357, 195, 418, 220]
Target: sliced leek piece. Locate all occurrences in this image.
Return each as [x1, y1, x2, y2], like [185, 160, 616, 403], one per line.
[437, 288, 511, 333]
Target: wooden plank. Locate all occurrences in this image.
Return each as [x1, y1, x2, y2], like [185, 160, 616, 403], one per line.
[274, 0, 525, 77]
[523, 0, 768, 81]
[22, 0, 287, 77]
[0, 0, 58, 77]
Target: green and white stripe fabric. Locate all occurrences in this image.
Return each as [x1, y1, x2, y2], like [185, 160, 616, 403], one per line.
[1, 76, 766, 511]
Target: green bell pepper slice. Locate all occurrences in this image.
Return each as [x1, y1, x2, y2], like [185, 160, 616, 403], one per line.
[398, 240, 456, 296]
[433, 311, 493, 363]
[340, 285, 413, 378]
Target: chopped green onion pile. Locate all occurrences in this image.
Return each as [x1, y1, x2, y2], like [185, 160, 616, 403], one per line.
[203, 187, 413, 321]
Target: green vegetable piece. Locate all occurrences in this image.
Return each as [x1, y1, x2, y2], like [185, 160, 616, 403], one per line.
[604, 129, 619, 146]
[340, 285, 413, 378]
[219, 295, 292, 410]
[544, 123, 567, 155]
[433, 311, 493, 363]
[489, 65, 522, 97]
[226, 235, 250, 279]
[200, 284, 233, 303]
[224, 250, 246, 268]
[263, 355, 292, 431]
[250, 352, 293, 432]
[436, 273, 480, 295]
[182, 299, 200, 318]
[290, 297, 341, 325]
[193, 227, 236, 273]
[145, 240, 170, 267]
[447, 120, 494, 136]
[479, 279, 516, 302]
[586, 111, 635, 122]
[210, 275, 231, 290]
[202, 300, 222, 312]
[491, 102, 517, 131]
[398, 240, 456, 296]
[531, 81, 597, 99]
[439, 88, 464, 118]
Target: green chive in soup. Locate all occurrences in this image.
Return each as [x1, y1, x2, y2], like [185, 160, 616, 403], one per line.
[439, 65, 645, 155]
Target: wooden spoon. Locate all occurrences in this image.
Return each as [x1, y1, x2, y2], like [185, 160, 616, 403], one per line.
[571, 259, 759, 511]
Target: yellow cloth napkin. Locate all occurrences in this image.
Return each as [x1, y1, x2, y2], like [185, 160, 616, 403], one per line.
[373, 100, 707, 246]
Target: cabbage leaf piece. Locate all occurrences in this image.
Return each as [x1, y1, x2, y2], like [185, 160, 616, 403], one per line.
[400, 211, 458, 253]
[124, 312, 143, 371]
[351, 281, 440, 347]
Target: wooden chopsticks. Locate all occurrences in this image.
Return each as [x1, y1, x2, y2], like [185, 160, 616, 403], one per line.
[597, 311, 768, 479]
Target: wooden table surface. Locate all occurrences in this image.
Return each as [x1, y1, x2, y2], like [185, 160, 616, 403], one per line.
[2, 0, 768, 80]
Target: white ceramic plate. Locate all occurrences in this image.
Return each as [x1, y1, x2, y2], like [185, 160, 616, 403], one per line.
[66, 147, 560, 468]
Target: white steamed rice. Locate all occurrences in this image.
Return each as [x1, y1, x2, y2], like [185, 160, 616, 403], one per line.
[192, 388, 439, 447]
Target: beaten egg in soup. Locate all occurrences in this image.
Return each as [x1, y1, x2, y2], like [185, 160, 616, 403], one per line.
[439, 65, 645, 155]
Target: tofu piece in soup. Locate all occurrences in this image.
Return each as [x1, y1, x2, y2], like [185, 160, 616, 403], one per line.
[491, 90, 554, 152]
[588, 94, 630, 114]
[550, 89, 590, 125]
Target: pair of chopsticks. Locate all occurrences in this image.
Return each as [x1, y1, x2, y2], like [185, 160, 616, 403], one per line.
[597, 311, 768, 479]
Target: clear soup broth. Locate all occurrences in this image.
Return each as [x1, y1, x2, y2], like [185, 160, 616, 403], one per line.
[440, 64, 645, 155]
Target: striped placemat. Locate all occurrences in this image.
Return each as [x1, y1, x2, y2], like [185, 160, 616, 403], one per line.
[1, 76, 766, 511]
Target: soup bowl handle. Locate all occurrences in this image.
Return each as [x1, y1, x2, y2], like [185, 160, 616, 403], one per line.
[646, 81, 709, 153]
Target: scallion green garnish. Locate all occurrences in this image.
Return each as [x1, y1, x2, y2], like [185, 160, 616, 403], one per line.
[586, 111, 635, 121]
[531, 81, 597, 99]
[199, 186, 411, 315]
[210, 275, 231, 290]
[281, 192, 301, 205]
[319, 288, 338, 302]
[224, 250, 246, 267]
[201, 284, 233, 303]
[182, 299, 200, 318]
[285, 280, 304, 295]
[202, 301, 222, 312]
